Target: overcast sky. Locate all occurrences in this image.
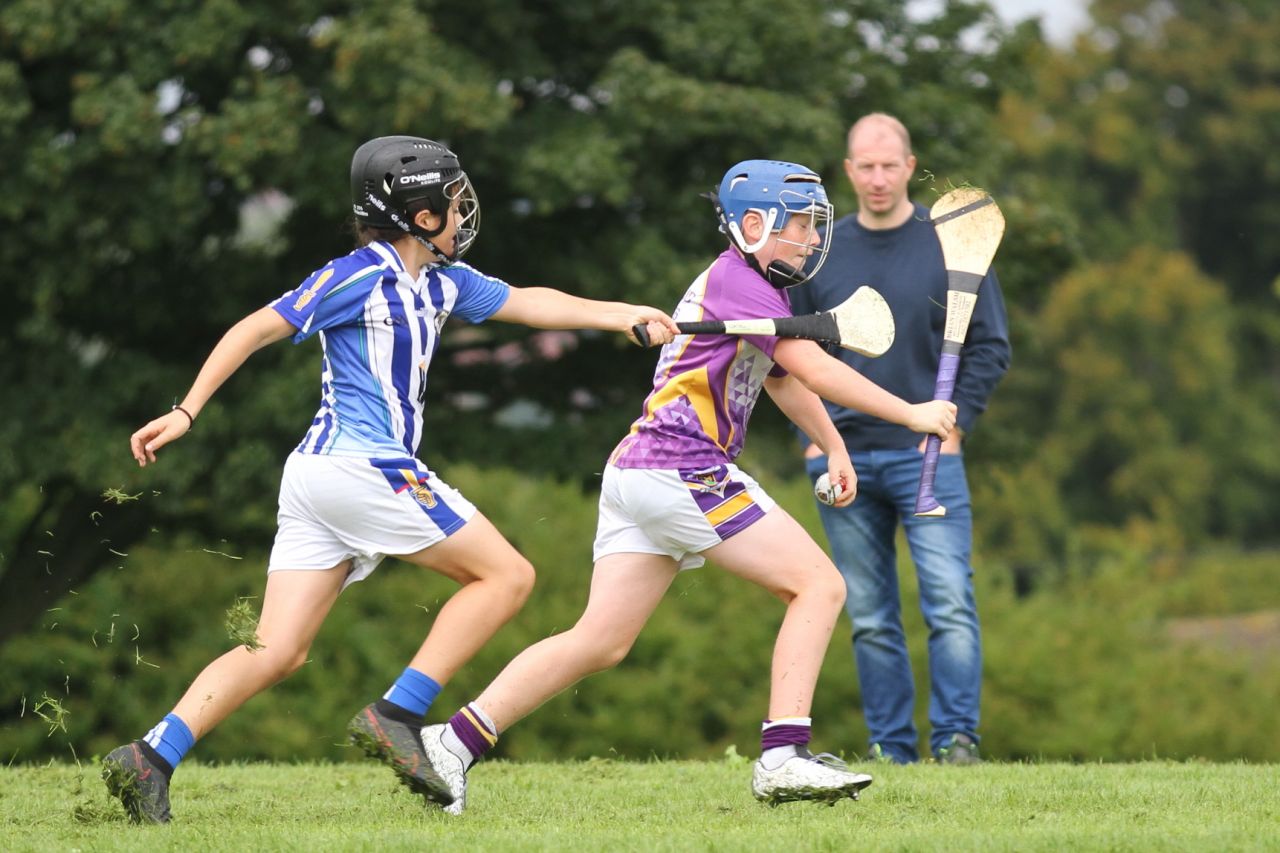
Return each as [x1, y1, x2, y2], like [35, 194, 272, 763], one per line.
[909, 0, 1091, 45]
[989, 0, 1091, 43]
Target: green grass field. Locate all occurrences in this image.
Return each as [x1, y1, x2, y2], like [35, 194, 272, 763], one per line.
[3, 758, 1276, 851]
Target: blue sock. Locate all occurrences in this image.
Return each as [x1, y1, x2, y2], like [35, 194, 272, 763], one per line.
[143, 713, 195, 771]
[382, 667, 442, 718]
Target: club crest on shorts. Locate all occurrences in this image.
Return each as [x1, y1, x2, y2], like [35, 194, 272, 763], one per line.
[682, 466, 730, 497]
[396, 468, 438, 508]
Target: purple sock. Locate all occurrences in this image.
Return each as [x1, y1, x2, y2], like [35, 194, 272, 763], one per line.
[761, 717, 812, 752]
[448, 703, 498, 764]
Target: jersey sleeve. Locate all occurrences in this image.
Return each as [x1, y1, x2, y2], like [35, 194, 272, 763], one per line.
[269, 261, 383, 343]
[443, 262, 512, 323]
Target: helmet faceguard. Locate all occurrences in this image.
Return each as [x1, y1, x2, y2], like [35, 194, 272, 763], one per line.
[712, 160, 833, 288]
[351, 136, 481, 263]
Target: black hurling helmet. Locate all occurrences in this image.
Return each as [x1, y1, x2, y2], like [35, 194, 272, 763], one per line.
[350, 135, 480, 262]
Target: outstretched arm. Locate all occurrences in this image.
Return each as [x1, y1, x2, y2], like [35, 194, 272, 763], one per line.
[772, 338, 956, 438]
[490, 287, 678, 345]
[130, 307, 297, 466]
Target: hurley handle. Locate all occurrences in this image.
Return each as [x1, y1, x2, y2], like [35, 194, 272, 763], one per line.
[914, 351, 960, 517]
[632, 320, 732, 348]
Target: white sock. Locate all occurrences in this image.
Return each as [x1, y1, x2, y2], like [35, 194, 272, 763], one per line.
[441, 724, 477, 770]
[760, 745, 804, 770]
[468, 703, 497, 733]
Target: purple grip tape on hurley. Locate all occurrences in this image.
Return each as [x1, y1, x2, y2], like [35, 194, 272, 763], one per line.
[914, 352, 961, 516]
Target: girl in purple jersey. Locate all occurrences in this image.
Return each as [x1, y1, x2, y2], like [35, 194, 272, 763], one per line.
[101, 136, 676, 824]
[421, 160, 956, 811]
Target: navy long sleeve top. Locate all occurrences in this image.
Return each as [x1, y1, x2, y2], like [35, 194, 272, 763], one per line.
[790, 203, 1011, 451]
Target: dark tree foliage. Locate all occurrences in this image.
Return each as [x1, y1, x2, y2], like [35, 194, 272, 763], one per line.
[0, 1, 1021, 635]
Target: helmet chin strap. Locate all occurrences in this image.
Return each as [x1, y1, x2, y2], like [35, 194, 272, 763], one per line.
[411, 233, 454, 267]
[733, 244, 802, 289]
[366, 191, 454, 265]
[764, 260, 804, 287]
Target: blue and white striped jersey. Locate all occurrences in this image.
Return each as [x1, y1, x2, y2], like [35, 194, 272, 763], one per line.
[270, 241, 510, 459]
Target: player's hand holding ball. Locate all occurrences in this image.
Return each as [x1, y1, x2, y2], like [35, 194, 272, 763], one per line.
[814, 466, 856, 507]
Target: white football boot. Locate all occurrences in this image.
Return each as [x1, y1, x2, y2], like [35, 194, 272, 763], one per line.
[420, 723, 470, 815]
[752, 746, 874, 806]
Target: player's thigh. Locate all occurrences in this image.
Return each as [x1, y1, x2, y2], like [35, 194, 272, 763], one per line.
[257, 562, 349, 650]
[574, 552, 680, 649]
[398, 510, 532, 586]
[703, 506, 844, 601]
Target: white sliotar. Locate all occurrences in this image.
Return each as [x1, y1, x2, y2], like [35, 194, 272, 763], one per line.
[814, 473, 840, 506]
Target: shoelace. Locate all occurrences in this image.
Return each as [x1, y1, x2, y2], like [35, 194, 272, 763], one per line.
[794, 747, 850, 770]
[811, 752, 849, 770]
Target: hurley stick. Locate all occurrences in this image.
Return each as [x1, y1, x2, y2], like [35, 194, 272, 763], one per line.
[914, 187, 1006, 517]
[633, 285, 895, 357]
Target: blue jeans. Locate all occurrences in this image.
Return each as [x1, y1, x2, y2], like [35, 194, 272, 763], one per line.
[807, 448, 981, 763]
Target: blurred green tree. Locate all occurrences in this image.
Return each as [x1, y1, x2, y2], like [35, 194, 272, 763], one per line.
[0, 0, 1028, 638]
[988, 0, 1280, 556]
[977, 247, 1244, 578]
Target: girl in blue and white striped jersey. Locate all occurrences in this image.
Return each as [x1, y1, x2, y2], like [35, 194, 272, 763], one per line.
[102, 136, 677, 823]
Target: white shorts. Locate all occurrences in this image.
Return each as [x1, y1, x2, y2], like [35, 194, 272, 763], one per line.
[269, 452, 476, 588]
[593, 463, 776, 570]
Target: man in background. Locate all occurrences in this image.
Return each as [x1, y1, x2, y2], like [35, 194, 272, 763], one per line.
[792, 113, 1010, 764]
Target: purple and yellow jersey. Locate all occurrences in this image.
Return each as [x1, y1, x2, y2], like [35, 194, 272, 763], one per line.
[269, 241, 509, 459]
[611, 249, 789, 469]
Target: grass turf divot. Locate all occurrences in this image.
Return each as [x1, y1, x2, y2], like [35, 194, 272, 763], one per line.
[99, 760, 145, 823]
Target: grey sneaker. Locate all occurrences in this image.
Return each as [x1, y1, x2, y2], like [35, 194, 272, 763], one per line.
[102, 742, 171, 824]
[751, 746, 874, 806]
[935, 733, 983, 765]
[348, 703, 454, 806]
[866, 743, 897, 764]
[420, 723, 468, 816]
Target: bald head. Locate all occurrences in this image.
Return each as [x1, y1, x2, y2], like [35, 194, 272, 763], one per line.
[843, 113, 917, 228]
[847, 113, 913, 160]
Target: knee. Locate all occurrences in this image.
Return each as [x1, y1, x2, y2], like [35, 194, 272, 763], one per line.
[495, 556, 536, 607]
[779, 566, 846, 612]
[256, 643, 311, 682]
[919, 573, 977, 624]
[925, 594, 979, 633]
[569, 625, 633, 673]
[823, 570, 847, 610]
[850, 600, 906, 643]
[591, 638, 633, 672]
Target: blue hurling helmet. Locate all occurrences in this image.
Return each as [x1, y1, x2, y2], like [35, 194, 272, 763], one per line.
[712, 160, 833, 288]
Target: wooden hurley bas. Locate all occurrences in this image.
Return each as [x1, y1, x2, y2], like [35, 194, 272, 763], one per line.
[913, 187, 1006, 518]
